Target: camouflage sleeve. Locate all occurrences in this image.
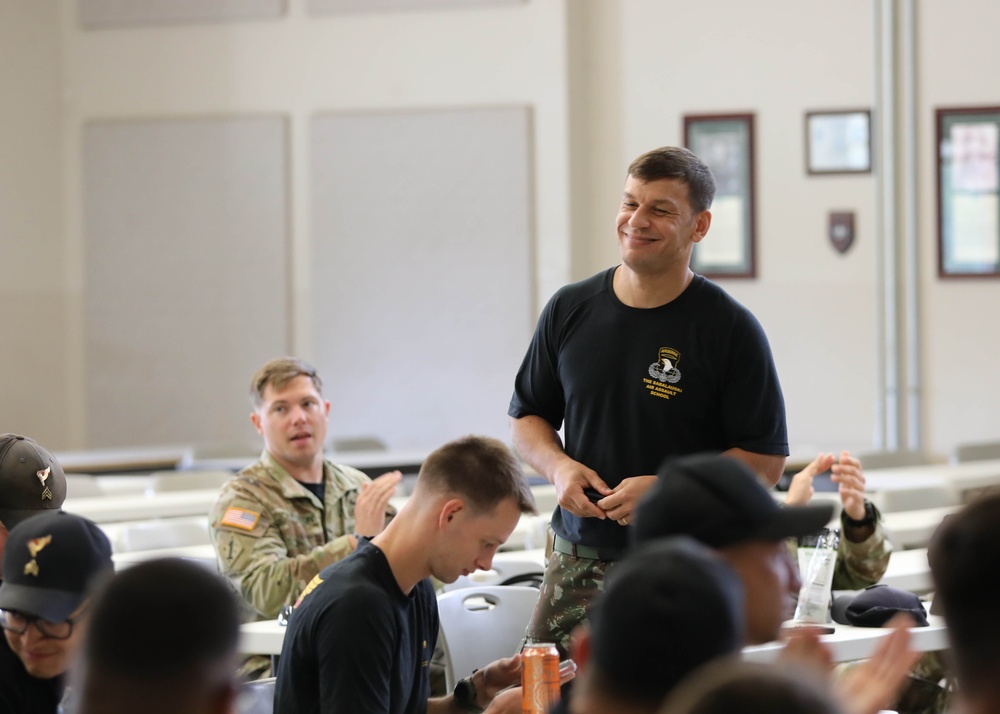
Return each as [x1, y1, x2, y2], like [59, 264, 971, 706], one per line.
[210, 482, 356, 619]
[831, 505, 892, 591]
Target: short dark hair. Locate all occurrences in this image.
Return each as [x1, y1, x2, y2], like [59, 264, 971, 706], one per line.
[587, 538, 743, 707]
[661, 660, 846, 714]
[80, 558, 240, 711]
[928, 492, 1000, 695]
[415, 435, 535, 516]
[250, 357, 323, 407]
[627, 147, 716, 214]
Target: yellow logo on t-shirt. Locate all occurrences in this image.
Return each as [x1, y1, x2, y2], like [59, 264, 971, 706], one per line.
[295, 574, 324, 607]
[645, 347, 684, 400]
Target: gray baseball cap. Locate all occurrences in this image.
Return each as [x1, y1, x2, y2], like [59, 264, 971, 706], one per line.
[0, 434, 67, 530]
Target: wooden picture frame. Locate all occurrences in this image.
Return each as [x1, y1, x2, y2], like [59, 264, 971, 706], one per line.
[805, 109, 872, 175]
[683, 113, 756, 278]
[936, 106, 1000, 278]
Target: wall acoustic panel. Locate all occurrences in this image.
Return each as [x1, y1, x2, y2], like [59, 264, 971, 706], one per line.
[79, 0, 284, 29]
[310, 106, 534, 449]
[82, 117, 289, 449]
[309, 0, 524, 15]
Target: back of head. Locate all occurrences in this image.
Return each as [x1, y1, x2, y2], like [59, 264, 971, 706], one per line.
[413, 435, 535, 516]
[79, 558, 241, 714]
[0, 510, 112, 620]
[633, 454, 832, 550]
[0, 434, 68, 532]
[586, 536, 744, 708]
[660, 660, 847, 714]
[626, 147, 716, 213]
[928, 491, 1000, 696]
[249, 356, 322, 407]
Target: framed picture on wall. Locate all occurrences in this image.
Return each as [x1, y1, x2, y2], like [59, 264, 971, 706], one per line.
[805, 109, 872, 175]
[683, 113, 755, 278]
[936, 106, 1000, 278]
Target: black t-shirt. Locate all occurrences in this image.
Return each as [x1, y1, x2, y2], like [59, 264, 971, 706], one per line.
[0, 630, 64, 714]
[297, 480, 325, 505]
[509, 268, 788, 549]
[275, 541, 439, 714]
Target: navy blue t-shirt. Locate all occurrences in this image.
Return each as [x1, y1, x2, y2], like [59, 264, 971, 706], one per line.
[275, 541, 439, 714]
[509, 268, 788, 549]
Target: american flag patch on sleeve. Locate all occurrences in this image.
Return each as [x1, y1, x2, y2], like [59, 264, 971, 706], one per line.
[221, 506, 261, 531]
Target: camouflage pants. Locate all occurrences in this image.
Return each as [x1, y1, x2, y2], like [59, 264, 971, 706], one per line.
[522, 550, 618, 659]
[894, 651, 954, 714]
[833, 650, 953, 714]
[238, 653, 274, 681]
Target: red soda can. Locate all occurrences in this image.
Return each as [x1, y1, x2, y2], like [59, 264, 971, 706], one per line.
[521, 642, 560, 713]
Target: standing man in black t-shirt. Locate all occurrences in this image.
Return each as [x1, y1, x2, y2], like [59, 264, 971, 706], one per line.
[509, 146, 788, 656]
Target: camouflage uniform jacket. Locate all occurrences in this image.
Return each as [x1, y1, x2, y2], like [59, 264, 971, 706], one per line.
[787, 503, 892, 591]
[210, 450, 374, 621]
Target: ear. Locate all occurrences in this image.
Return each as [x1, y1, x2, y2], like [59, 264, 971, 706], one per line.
[211, 682, 238, 714]
[250, 410, 263, 436]
[437, 498, 466, 529]
[323, 399, 331, 418]
[690, 209, 712, 244]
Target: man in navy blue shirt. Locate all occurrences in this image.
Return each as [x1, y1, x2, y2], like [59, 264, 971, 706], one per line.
[276, 435, 538, 714]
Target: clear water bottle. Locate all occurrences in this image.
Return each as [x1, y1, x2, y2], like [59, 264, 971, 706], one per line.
[793, 527, 841, 624]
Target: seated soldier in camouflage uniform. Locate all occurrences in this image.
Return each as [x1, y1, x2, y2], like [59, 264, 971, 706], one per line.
[782, 451, 891, 589]
[210, 357, 401, 679]
[784, 451, 950, 714]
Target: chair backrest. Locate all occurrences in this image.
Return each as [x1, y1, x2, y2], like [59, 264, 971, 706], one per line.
[117, 517, 211, 552]
[436, 585, 539, 691]
[236, 676, 276, 714]
[145, 470, 234, 494]
[954, 440, 1000, 463]
[442, 556, 545, 592]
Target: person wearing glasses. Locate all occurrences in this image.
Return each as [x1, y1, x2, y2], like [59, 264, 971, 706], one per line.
[0, 511, 114, 714]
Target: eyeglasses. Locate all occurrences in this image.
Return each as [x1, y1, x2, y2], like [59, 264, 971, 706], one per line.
[0, 607, 88, 640]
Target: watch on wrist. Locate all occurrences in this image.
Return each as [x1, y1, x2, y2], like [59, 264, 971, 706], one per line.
[454, 673, 483, 712]
[842, 499, 876, 527]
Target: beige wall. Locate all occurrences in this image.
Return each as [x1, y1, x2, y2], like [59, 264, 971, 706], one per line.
[2, 0, 998, 458]
[918, 2, 1000, 455]
[55, 0, 573, 448]
[0, 2, 67, 446]
[572, 0, 879, 455]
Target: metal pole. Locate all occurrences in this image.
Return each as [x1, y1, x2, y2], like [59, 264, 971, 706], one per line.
[875, 0, 900, 451]
[901, 0, 921, 451]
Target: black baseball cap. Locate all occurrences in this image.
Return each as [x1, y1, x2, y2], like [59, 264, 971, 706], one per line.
[589, 536, 744, 702]
[0, 511, 113, 621]
[0, 434, 68, 530]
[633, 453, 833, 549]
[831, 584, 929, 627]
